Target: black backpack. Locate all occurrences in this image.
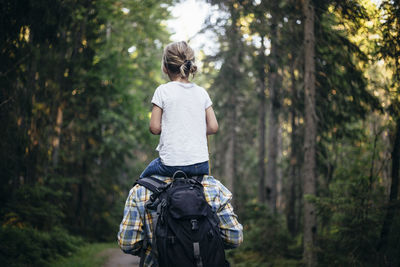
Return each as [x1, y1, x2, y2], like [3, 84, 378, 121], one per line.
[135, 171, 229, 267]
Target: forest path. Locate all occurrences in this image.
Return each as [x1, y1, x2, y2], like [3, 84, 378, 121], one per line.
[102, 248, 140, 267]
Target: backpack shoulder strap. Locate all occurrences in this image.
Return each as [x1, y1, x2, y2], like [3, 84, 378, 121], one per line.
[193, 175, 204, 183]
[134, 176, 167, 193]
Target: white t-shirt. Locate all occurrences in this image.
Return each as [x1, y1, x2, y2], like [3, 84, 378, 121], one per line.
[151, 81, 212, 166]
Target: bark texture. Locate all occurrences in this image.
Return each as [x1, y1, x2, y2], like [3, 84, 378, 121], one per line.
[224, 110, 236, 197]
[378, 117, 400, 261]
[52, 102, 65, 168]
[258, 37, 267, 203]
[222, 2, 241, 205]
[287, 63, 298, 236]
[303, 0, 317, 265]
[266, 3, 280, 212]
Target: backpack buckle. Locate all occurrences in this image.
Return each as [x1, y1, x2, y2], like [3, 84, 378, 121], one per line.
[191, 219, 199, 231]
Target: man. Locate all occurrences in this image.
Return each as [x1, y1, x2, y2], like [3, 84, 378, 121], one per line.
[118, 174, 243, 266]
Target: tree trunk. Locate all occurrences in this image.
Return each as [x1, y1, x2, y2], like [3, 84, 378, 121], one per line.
[223, 2, 241, 206]
[266, 99, 278, 212]
[75, 140, 88, 229]
[276, 125, 283, 211]
[266, 3, 280, 213]
[377, 117, 400, 258]
[303, 0, 317, 265]
[258, 37, 267, 203]
[287, 63, 298, 236]
[52, 102, 65, 168]
[224, 108, 237, 201]
[25, 45, 37, 185]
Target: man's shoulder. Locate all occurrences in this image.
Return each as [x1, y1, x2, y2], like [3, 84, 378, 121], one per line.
[201, 175, 225, 188]
[201, 176, 232, 204]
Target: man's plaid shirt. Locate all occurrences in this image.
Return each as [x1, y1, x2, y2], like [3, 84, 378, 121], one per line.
[118, 175, 243, 267]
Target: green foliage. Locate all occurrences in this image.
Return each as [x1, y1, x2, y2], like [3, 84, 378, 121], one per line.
[315, 131, 386, 266]
[0, 226, 83, 267]
[229, 202, 302, 267]
[316, 8, 381, 138]
[3, 183, 65, 230]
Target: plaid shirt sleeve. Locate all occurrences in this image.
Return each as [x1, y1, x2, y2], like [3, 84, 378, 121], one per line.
[117, 185, 146, 255]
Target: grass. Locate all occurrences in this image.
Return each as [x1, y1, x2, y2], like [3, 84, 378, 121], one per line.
[49, 242, 117, 267]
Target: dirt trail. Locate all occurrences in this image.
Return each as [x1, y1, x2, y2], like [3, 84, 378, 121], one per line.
[102, 248, 140, 267]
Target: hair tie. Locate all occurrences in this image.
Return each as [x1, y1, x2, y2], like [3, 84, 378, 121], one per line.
[184, 60, 192, 68]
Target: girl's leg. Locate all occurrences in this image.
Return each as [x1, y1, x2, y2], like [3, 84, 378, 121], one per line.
[140, 158, 163, 178]
[141, 158, 181, 177]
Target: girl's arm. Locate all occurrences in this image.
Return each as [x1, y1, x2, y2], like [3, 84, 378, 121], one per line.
[149, 104, 162, 135]
[206, 106, 219, 135]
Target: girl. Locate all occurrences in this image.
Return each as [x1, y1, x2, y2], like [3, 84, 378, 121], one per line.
[140, 41, 218, 178]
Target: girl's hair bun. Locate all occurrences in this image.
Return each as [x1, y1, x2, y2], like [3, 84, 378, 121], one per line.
[162, 41, 197, 78]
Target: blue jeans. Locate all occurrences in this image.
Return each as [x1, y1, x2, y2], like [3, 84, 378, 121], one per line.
[140, 157, 209, 178]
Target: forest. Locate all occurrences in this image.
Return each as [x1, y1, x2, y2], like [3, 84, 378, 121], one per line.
[1, 0, 400, 266]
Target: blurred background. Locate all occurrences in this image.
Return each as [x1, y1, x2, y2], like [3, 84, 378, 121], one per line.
[1, 0, 400, 266]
